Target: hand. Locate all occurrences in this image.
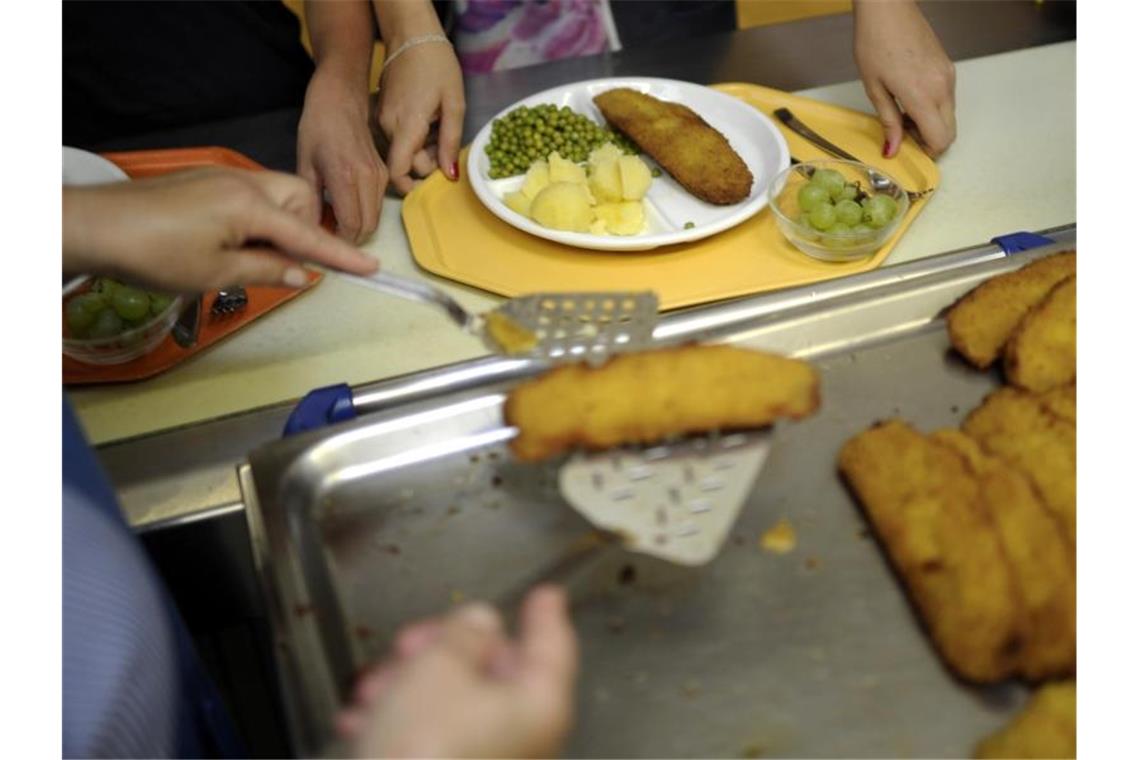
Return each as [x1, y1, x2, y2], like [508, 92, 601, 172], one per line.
[62, 167, 379, 292]
[298, 68, 390, 243]
[338, 586, 579, 759]
[376, 38, 466, 195]
[853, 0, 956, 158]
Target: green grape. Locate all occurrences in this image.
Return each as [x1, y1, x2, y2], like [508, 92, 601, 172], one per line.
[92, 278, 119, 300]
[824, 222, 854, 248]
[851, 223, 875, 238]
[838, 183, 859, 202]
[149, 293, 174, 315]
[865, 194, 899, 229]
[797, 184, 830, 213]
[835, 199, 863, 226]
[111, 285, 150, 321]
[810, 168, 846, 200]
[65, 293, 106, 335]
[87, 308, 123, 339]
[808, 201, 837, 231]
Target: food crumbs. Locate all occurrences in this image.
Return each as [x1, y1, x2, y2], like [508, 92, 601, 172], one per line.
[484, 311, 538, 354]
[759, 518, 797, 554]
[804, 556, 820, 571]
[450, 589, 466, 604]
[742, 744, 766, 759]
[651, 167, 662, 178]
[684, 221, 695, 229]
[680, 679, 703, 699]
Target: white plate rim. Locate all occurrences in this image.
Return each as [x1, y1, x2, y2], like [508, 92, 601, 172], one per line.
[466, 77, 790, 252]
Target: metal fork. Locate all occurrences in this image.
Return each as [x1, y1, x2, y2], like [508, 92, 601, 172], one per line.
[773, 107, 933, 202]
[211, 287, 248, 316]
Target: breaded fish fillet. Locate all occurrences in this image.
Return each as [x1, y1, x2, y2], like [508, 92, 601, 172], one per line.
[1037, 383, 1076, 425]
[593, 88, 753, 205]
[946, 251, 1076, 368]
[963, 388, 1077, 548]
[838, 420, 1025, 682]
[1004, 275, 1076, 392]
[504, 345, 819, 462]
[931, 430, 1075, 680]
[974, 680, 1076, 759]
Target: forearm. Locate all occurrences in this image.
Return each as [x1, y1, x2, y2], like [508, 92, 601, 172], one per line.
[371, 0, 444, 49]
[63, 187, 120, 277]
[306, 0, 376, 93]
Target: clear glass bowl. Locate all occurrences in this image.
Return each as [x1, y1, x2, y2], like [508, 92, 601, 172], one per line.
[767, 159, 910, 262]
[62, 282, 182, 366]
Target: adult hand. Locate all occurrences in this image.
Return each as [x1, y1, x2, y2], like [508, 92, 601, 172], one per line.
[62, 167, 379, 292]
[853, 0, 956, 158]
[338, 586, 578, 758]
[297, 69, 390, 243]
[376, 38, 466, 195]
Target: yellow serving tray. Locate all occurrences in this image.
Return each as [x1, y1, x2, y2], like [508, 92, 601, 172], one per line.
[403, 82, 939, 311]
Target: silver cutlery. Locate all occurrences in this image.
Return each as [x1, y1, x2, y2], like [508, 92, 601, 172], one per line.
[210, 287, 249, 316]
[773, 107, 932, 202]
[171, 294, 202, 348]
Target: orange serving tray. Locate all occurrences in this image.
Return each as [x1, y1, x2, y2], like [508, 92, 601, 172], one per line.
[63, 147, 323, 386]
[402, 82, 939, 311]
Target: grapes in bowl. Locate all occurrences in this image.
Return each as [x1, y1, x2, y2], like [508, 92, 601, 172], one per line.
[63, 278, 182, 365]
[767, 159, 909, 262]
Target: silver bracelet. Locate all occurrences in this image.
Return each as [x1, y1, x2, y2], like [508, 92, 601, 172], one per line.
[383, 33, 451, 70]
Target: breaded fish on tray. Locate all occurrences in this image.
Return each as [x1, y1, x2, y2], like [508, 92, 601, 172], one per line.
[504, 345, 819, 462]
[1037, 382, 1076, 425]
[838, 420, 1026, 683]
[946, 251, 1076, 369]
[931, 430, 1076, 680]
[974, 680, 1076, 759]
[963, 387, 1077, 548]
[593, 88, 754, 205]
[1004, 275, 1076, 392]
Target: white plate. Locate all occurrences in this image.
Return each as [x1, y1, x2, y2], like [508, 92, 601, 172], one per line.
[63, 146, 129, 186]
[467, 77, 790, 252]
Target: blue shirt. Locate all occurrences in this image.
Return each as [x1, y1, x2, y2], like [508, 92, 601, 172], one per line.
[62, 398, 243, 758]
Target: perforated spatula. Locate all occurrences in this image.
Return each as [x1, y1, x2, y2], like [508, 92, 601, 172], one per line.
[340, 271, 658, 361]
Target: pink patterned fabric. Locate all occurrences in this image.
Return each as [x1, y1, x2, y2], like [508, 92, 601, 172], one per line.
[454, 0, 616, 74]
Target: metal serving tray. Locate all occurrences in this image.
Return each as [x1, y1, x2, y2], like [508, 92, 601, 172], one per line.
[243, 240, 1074, 757]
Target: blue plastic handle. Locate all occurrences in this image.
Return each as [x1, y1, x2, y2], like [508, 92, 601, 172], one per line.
[282, 383, 356, 437]
[991, 231, 1056, 255]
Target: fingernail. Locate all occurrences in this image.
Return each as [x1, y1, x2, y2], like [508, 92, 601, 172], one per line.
[451, 161, 460, 180]
[283, 267, 307, 288]
[882, 140, 891, 158]
[456, 602, 501, 631]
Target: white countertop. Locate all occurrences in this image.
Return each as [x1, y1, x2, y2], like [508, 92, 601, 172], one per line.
[70, 41, 1075, 445]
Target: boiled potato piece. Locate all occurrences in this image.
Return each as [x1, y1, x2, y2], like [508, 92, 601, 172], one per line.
[530, 182, 595, 232]
[548, 151, 587, 185]
[590, 218, 609, 236]
[504, 190, 532, 216]
[588, 143, 623, 169]
[588, 158, 623, 203]
[521, 160, 551, 200]
[595, 201, 645, 236]
[618, 155, 652, 201]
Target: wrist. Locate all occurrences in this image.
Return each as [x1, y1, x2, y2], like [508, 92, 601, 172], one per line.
[376, 0, 444, 49]
[307, 64, 371, 116]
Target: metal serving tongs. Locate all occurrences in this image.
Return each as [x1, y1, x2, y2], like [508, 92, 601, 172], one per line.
[340, 271, 658, 362]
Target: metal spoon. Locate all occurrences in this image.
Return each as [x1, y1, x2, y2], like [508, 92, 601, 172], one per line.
[774, 107, 932, 202]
